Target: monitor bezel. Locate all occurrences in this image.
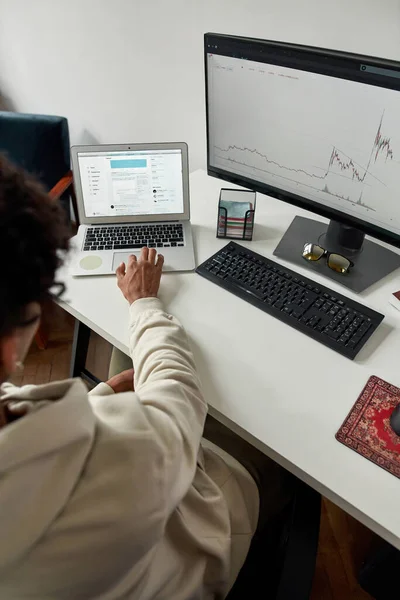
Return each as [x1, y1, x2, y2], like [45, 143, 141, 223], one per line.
[205, 32, 400, 249]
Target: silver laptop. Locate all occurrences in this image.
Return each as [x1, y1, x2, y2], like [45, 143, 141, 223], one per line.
[70, 142, 195, 276]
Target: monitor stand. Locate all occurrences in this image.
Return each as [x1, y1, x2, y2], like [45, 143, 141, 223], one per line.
[273, 216, 400, 293]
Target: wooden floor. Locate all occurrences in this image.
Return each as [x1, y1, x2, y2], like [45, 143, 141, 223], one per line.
[10, 303, 112, 388]
[11, 303, 377, 599]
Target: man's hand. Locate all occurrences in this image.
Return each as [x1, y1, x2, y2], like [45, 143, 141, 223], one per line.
[116, 247, 164, 305]
[106, 368, 135, 394]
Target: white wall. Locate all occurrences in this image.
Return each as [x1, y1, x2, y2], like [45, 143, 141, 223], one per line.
[0, 0, 399, 170]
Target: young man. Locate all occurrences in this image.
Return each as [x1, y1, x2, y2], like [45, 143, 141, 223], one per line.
[0, 156, 289, 599]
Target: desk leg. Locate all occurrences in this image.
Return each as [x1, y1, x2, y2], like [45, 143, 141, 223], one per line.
[69, 320, 101, 386]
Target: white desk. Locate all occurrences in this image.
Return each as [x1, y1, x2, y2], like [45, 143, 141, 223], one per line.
[59, 169, 400, 550]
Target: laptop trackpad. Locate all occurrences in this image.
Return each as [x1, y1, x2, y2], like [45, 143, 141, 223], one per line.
[112, 252, 141, 271]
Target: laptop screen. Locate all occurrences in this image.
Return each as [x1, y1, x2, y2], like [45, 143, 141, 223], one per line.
[77, 148, 184, 218]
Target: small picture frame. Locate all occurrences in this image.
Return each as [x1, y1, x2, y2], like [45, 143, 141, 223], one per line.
[217, 188, 256, 241]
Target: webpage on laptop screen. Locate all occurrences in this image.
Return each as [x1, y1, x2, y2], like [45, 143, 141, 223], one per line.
[78, 149, 184, 217]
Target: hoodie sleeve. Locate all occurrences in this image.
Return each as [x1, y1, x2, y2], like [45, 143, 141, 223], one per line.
[127, 298, 208, 507]
[88, 297, 207, 515]
[88, 383, 114, 397]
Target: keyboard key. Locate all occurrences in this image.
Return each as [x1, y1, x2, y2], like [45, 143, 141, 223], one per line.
[300, 294, 317, 310]
[308, 316, 320, 327]
[326, 330, 341, 340]
[292, 308, 306, 319]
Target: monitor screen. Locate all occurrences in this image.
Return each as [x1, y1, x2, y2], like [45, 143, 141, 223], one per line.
[77, 148, 184, 218]
[206, 34, 400, 244]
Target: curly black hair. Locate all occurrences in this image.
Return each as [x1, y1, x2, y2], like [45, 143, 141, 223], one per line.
[0, 154, 70, 338]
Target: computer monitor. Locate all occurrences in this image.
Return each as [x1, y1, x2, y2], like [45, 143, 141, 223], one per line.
[204, 33, 400, 292]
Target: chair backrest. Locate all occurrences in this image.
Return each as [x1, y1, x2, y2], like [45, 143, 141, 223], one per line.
[0, 112, 70, 191]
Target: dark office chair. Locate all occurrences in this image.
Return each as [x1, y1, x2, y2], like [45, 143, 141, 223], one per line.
[359, 540, 400, 599]
[0, 111, 78, 223]
[0, 111, 79, 348]
[227, 478, 321, 600]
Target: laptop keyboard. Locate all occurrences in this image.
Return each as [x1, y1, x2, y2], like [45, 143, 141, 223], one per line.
[83, 223, 185, 251]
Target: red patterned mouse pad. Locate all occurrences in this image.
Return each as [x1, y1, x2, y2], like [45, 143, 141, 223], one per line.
[336, 376, 400, 479]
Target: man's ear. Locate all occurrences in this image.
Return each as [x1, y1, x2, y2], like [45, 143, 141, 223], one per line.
[0, 333, 18, 375]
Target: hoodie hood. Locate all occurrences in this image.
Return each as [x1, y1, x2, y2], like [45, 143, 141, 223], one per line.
[0, 378, 95, 571]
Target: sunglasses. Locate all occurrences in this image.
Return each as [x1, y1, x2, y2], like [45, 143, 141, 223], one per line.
[302, 243, 353, 274]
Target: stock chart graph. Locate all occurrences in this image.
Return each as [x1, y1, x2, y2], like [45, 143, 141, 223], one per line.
[214, 111, 394, 212]
[208, 52, 400, 234]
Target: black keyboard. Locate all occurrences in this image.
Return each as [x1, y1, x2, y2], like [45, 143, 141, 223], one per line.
[196, 242, 384, 360]
[83, 223, 185, 251]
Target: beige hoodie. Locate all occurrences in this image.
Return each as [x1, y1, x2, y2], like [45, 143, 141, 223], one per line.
[0, 298, 258, 599]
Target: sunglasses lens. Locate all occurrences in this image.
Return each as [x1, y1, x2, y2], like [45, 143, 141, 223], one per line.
[328, 253, 351, 274]
[302, 243, 324, 261]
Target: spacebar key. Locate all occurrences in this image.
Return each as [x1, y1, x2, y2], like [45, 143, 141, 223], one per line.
[226, 278, 264, 300]
[114, 243, 143, 249]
